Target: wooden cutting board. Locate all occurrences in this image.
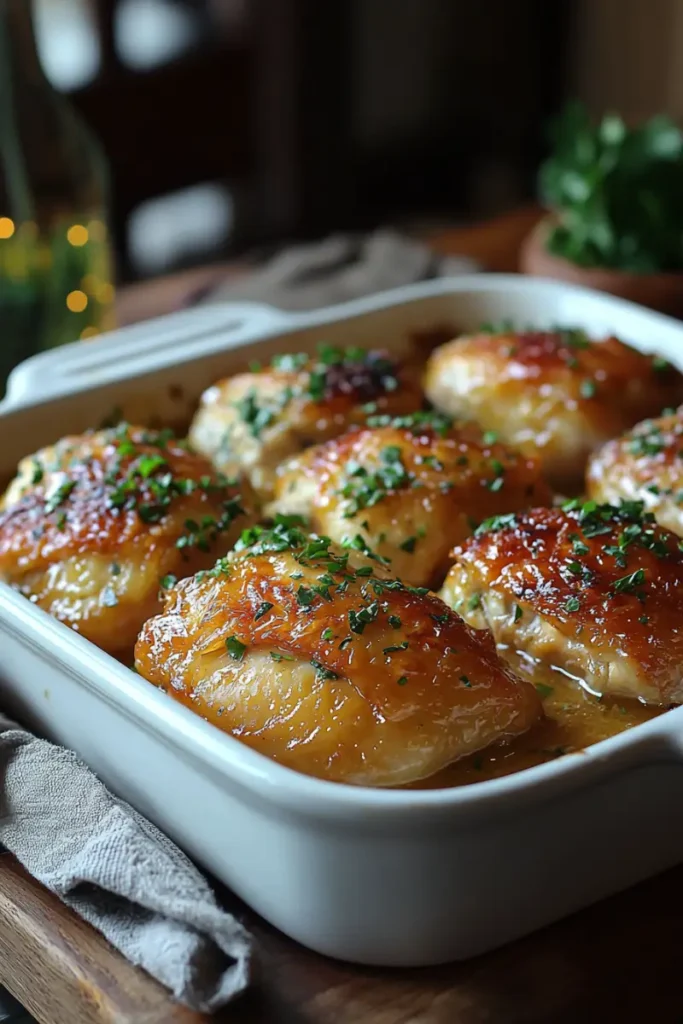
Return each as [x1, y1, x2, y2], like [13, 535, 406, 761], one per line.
[3, 848, 683, 1024]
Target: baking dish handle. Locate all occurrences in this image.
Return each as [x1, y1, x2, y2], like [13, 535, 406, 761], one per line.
[1, 302, 296, 408]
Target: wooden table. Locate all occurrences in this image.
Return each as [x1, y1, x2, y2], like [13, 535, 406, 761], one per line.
[4, 205, 682, 1024]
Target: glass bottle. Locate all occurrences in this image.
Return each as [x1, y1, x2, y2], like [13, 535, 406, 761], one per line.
[0, 0, 115, 390]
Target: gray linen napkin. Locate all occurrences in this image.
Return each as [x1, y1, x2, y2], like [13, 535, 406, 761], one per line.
[199, 229, 480, 309]
[0, 230, 479, 1014]
[0, 715, 252, 1013]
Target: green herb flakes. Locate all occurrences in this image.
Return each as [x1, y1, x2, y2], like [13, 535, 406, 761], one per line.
[254, 601, 274, 621]
[225, 635, 247, 661]
[535, 683, 554, 699]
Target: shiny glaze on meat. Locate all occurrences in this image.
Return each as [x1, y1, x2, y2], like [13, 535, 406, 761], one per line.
[0, 425, 254, 658]
[440, 502, 683, 705]
[269, 417, 552, 588]
[410, 672, 661, 787]
[135, 522, 542, 785]
[424, 329, 683, 492]
[587, 407, 683, 536]
[188, 345, 423, 500]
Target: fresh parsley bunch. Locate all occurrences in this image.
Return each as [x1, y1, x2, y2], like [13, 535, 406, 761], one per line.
[539, 102, 683, 273]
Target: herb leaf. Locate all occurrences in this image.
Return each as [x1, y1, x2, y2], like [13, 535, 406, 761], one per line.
[225, 635, 247, 660]
[540, 102, 683, 273]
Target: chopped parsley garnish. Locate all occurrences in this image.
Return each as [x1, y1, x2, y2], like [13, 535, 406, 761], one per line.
[459, 675, 472, 687]
[296, 586, 316, 608]
[535, 683, 554, 699]
[136, 453, 168, 478]
[235, 390, 277, 438]
[366, 409, 453, 437]
[45, 479, 76, 514]
[282, 343, 400, 402]
[467, 594, 481, 611]
[111, 562, 121, 576]
[514, 604, 523, 622]
[103, 425, 244, 551]
[482, 430, 498, 445]
[31, 461, 44, 484]
[397, 676, 408, 686]
[569, 533, 589, 556]
[55, 512, 67, 530]
[321, 627, 334, 641]
[388, 615, 402, 629]
[254, 601, 274, 620]
[652, 355, 672, 372]
[339, 444, 411, 516]
[639, 615, 650, 625]
[159, 574, 177, 589]
[475, 512, 518, 536]
[564, 596, 581, 613]
[612, 568, 646, 594]
[225, 635, 247, 660]
[270, 651, 294, 662]
[271, 352, 309, 373]
[235, 515, 309, 557]
[383, 641, 408, 655]
[311, 659, 339, 681]
[349, 601, 379, 634]
[559, 327, 591, 349]
[400, 535, 417, 553]
[479, 319, 514, 334]
[579, 379, 597, 399]
[628, 424, 666, 458]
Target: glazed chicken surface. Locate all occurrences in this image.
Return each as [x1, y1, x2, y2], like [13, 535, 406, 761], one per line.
[188, 344, 422, 501]
[135, 517, 542, 786]
[0, 424, 253, 658]
[440, 501, 683, 706]
[268, 412, 552, 588]
[424, 327, 683, 493]
[587, 408, 683, 537]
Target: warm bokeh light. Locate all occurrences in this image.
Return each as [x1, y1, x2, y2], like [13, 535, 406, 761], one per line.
[66, 289, 88, 313]
[80, 326, 100, 340]
[97, 281, 115, 304]
[0, 217, 15, 239]
[67, 224, 89, 247]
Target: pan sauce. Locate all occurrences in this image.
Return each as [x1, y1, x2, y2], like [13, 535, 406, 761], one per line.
[411, 669, 663, 789]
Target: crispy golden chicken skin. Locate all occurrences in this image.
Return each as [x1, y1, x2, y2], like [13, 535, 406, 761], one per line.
[424, 328, 683, 492]
[135, 517, 542, 786]
[268, 412, 552, 588]
[587, 408, 683, 537]
[188, 344, 422, 500]
[440, 501, 683, 706]
[0, 425, 254, 658]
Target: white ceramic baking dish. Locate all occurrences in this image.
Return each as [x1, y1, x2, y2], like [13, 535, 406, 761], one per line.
[3, 275, 683, 967]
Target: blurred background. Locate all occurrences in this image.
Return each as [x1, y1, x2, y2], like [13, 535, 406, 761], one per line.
[20, 0, 670, 284]
[1, 0, 682, 375]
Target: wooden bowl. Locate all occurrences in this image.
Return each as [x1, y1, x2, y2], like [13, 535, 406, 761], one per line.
[521, 218, 683, 319]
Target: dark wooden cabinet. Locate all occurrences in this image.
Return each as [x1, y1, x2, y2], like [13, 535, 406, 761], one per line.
[58, 0, 569, 280]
